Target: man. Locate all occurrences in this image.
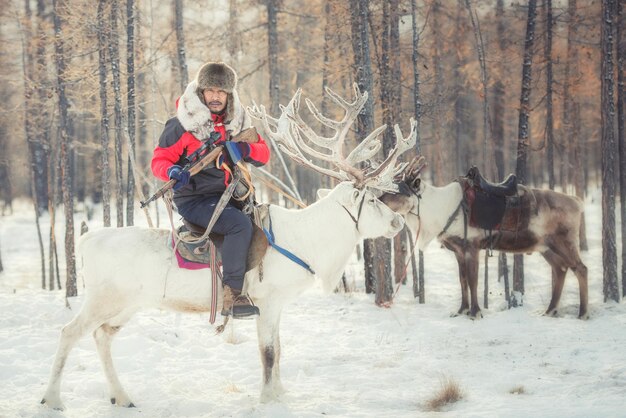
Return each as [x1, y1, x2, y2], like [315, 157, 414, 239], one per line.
[151, 62, 270, 318]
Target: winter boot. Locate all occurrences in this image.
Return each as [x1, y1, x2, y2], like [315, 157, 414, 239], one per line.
[221, 285, 260, 319]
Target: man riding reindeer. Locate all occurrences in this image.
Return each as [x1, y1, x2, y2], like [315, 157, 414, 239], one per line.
[151, 62, 270, 318]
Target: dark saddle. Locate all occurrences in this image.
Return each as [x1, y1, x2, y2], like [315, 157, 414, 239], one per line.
[467, 166, 517, 197]
[462, 166, 519, 231]
[175, 218, 269, 272]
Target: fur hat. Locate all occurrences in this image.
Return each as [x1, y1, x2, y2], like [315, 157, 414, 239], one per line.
[196, 62, 237, 93]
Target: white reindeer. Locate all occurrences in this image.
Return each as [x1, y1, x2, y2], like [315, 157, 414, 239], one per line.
[41, 85, 416, 410]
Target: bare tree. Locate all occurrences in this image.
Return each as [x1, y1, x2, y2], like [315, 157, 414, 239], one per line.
[493, 0, 511, 307]
[126, 0, 136, 225]
[601, 0, 619, 303]
[33, 0, 49, 212]
[513, 0, 538, 307]
[617, 0, 626, 297]
[563, 0, 587, 251]
[98, 0, 112, 227]
[109, 0, 124, 227]
[53, 0, 77, 297]
[0, 132, 11, 215]
[410, 0, 424, 303]
[430, 0, 445, 184]
[464, 0, 492, 308]
[350, 0, 378, 297]
[374, 0, 394, 304]
[174, 0, 188, 90]
[544, 0, 555, 190]
[20, 0, 46, 289]
[266, 0, 280, 115]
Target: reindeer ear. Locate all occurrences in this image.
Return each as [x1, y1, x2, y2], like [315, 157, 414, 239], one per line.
[350, 189, 362, 205]
[317, 189, 331, 199]
[410, 178, 421, 192]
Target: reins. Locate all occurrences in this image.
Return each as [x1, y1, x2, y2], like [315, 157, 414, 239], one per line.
[391, 192, 422, 302]
[340, 192, 368, 232]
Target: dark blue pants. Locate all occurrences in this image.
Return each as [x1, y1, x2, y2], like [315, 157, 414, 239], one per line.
[177, 196, 252, 291]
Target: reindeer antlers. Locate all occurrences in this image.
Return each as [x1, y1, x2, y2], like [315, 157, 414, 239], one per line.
[248, 84, 417, 192]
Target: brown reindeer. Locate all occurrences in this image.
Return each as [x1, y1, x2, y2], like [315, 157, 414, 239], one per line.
[381, 157, 588, 319]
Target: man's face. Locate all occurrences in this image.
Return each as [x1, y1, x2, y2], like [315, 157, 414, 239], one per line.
[203, 87, 228, 113]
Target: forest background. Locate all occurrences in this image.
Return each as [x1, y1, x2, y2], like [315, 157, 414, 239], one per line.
[0, 0, 624, 307]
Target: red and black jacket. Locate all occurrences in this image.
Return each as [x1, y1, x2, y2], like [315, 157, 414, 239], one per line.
[151, 112, 270, 207]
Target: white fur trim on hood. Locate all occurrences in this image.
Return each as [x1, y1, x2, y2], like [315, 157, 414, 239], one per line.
[176, 80, 252, 140]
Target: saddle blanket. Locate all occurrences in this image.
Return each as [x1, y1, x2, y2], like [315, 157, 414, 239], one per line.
[168, 234, 221, 271]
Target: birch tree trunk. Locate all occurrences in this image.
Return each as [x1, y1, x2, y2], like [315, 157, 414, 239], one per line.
[126, 0, 136, 226]
[430, 0, 445, 185]
[21, 0, 47, 289]
[109, 0, 124, 227]
[387, 0, 406, 287]
[494, 0, 510, 307]
[266, 0, 280, 116]
[465, 0, 492, 308]
[135, 18, 149, 199]
[564, 0, 587, 251]
[228, 0, 241, 63]
[98, 0, 111, 227]
[544, 0, 555, 190]
[350, 0, 377, 297]
[33, 0, 49, 212]
[34, 0, 58, 290]
[53, 0, 77, 297]
[174, 0, 188, 90]
[616, 0, 626, 297]
[513, 0, 538, 306]
[465, 0, 491, 174]
[601, 0, 619, 303]
[410, 0, 425, 304]
[373, 0, 394, 305]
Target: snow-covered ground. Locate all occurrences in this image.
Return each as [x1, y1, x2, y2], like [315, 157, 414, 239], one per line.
[0, 189, 624, 418]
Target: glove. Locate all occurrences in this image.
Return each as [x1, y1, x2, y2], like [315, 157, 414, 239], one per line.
[222, 141, 250, 166]
[167, 165, 190, 190]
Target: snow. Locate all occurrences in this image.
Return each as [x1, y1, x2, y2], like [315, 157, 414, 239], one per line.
[0, 190, 625, 418]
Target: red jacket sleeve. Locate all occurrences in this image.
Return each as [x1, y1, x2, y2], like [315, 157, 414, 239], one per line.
[245, 134, 270, 167]
[151, 118, 193, 181]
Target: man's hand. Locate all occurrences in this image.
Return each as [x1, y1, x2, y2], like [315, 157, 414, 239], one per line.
[222, 141, 250, 166]
[167, 165, 190, 190]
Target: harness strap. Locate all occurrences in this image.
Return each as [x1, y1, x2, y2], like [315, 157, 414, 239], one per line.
[164, 191, 221, 324]
[340, 193, 367, 232]
[262, 212, 315, 275]
[437, 199, 464, 239]
[209, 242, 219, 324]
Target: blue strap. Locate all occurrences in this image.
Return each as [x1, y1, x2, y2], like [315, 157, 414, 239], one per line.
[263, 215, 315, 275]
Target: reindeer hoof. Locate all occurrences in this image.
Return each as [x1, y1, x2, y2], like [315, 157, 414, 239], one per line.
[41, 397, 65, 411]
[111, 397, 136, 408]
[544, 309, 558, 317]
[469, 311, 483, 320]
[452, 307, 469, 317]
[578, 312, 589, 320]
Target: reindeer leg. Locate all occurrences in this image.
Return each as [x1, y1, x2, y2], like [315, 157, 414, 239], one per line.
[554, 241, 589, 319]
[467, 247, 482, 319]
[571, 260, 589, 319]
[541, 249, 568, 317]
[451, 249, 470, 317]
[256, 301, 284, 402]
[41, 302, 112, 410]
[93, 312, 136, 407]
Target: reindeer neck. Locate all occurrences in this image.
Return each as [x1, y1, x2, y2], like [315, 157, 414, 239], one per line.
[270, 197, 359, 281]
[416, 181, 463, 248]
